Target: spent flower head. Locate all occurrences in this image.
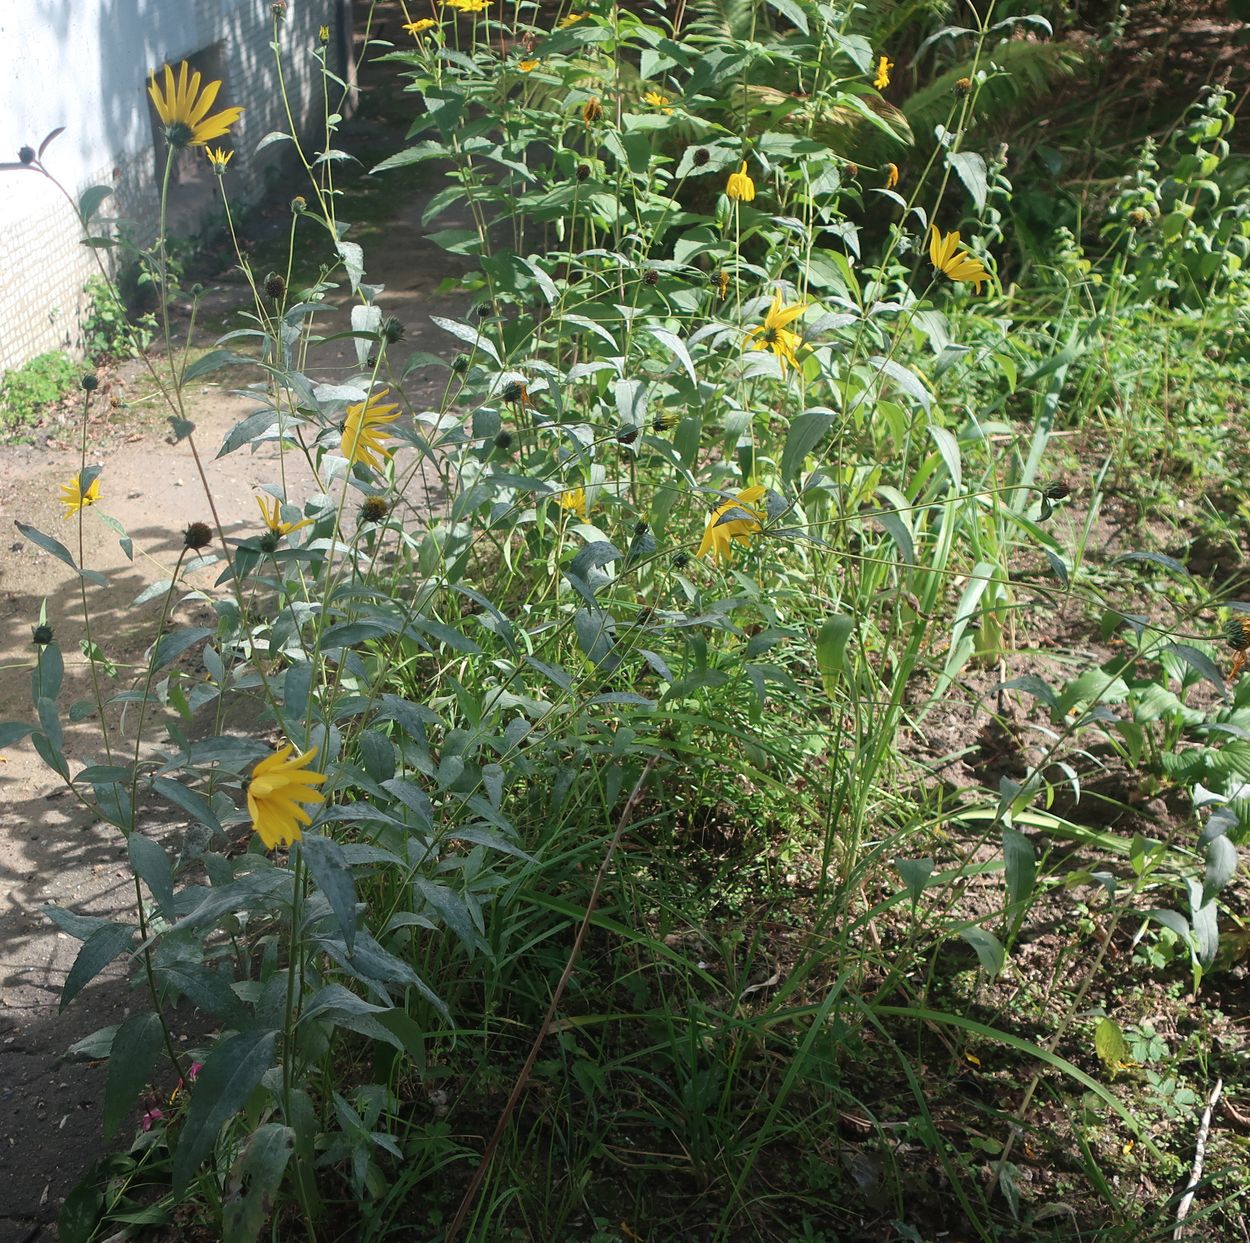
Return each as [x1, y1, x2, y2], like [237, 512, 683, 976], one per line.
[18, 145, 36, 165]
[726, 161, 755, 202]
[183, 521, 213, 551]
[32, 624, 54, 647]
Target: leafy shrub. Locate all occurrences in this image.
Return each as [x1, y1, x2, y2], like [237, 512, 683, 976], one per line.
[0, 349, 78, 428]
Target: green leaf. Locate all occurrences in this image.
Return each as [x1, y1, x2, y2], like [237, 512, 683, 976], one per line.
[152, 626, 215, 671]
[183, 349, 254, 383]
[896, 858, 934, 904]
[815, 615, 855, 698]
[1203, 834, 1238, 905]
[960, 926, 1005, 981]
[61, 922, 136, 1011]
[222, 1124, 295, 1243]
[299, 835, 358, 954]
[103, 1012, 164, 1137]
[172, 1029, 278, 1194]
[781, 411, 834, 483]
[129, 834, 175, 914]
[947, 151, 988, 213]
[78, 184, 113, 224]
[1003, 827, 1037, 927]
[58, 1175, 103, 1243]
[1093, 1016, 1129, 1068]
[16, 519, 78, 571]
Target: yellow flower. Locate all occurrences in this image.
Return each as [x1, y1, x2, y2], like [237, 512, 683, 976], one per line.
[928, 225, 989, 293]
[60, 471, 100, 519]
[341, 389, 401, 470]
[874, 54, 894, 89]
[582, 96, 602, 125]
[404, 17, 438, 33]
[643, 90, 672, 113]
[205, 147, 233, 175]
[725, 161, 755, 203]
[557, 486, 588, 519]
[558, 11, 587, 26]
[147, 61, 244, 149]
[255, 494, 313, 536]
[318, 24, 330, 42]
[885, 162, 899, 190]
[743, 289, 807, 375]
[518, 57, 540, 72]
[247, 744, 326, 850]
[697, 485, 768, 564]
[716, 270, 730, 300]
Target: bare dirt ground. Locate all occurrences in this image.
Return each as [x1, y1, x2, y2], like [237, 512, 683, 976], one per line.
[0, 145, 469, 1240]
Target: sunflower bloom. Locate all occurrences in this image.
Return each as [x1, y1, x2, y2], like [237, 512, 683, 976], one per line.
[557, 486, 588, 519]
[725, 161, 755, 203]
[404, 17, 438, 34]
[60, 472, 100, 519]
[744, 289, 807, 375]
[558, 11, 587, 26]
[247, 744, 326, 851]
[205, 147, 233, 175]
[341, 389, 401, 470]
[928, 225, 989, 293]
[255, 494, 312, 537]
[874, 55, 894, 89]
[518, 57, 540, 71]
[885, 162, 899, 190]
[148, 61, 244, 149]
[643, 90, 672, 114]
[698, 486, 768, 564]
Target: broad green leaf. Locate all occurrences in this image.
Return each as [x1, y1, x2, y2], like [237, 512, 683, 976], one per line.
[103, 1012, 164, 1137]
[172, 1029, 278, 1194]
[960, 926, 1005, 981]
[61, 922, 136, 1010]
[222, 1124, 295, 1243]
[299, 835, 358, 953]
[815, 615, 855, 698]
[1093, 1017, 1129, 1069]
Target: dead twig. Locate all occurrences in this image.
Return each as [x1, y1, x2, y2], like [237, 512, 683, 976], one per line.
[1173, 1076, 1223, 1239]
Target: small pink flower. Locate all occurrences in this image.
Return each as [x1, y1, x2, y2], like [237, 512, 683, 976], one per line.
[142, 1106, 164, 1131]
[188, 1061, 203, 1081]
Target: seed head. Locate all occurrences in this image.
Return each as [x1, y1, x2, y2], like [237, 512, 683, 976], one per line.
[452, 354, 470, 374]
[1225, 618, 1250, 652]
[673, 551, 689, 569]
[1128, 207, 1152, 228]
[360, 495, 391, 523]
[265, 273, 287, 300]
[81, 373, 99, 391]
[1042, 481, 1070, 502]
[381, 315, 405, 344]
[844, 162, 859, 178]
[643, 269, 659, 286]
[692, 147, 709, 166]
[576, 163, 591, 181]
[18, 145, 36, 166]
[954, 76, 973, 97]
[501, 380, 528, 404]
[31, 624, 54, 647]
[633, 520, 649, 538]
[494, 430, 513, 451]
[616, 425, 639, 445]
[258, 530, 282, 554]
[290, 195, 307, 214]
[183, 521, 213, 551]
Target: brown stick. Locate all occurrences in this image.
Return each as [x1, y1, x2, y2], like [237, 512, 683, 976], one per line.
[1174, 1077, 1223, 1239]
[443, 756, 658, 1243]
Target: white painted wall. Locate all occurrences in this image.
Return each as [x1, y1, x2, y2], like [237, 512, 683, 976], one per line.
[0, 0, 353, 372]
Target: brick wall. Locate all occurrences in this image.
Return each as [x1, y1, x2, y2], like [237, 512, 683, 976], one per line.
[0, 0, 354, 373]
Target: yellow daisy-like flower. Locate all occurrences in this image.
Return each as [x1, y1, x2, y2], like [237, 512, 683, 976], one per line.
[255, 494, 313, 536]
[247, 744, 326, 851]
[557, 486, 588, 519]
[698, 485, 768, 564]
[341, 389, 401, 471]
[874, 54, 894, 89]
[885, 162, 899, 190]
[205, 147, 233, 175]
[725, 161, 755, 203]
[147, 61, 244, 149]
[319, 25, 331, 42]
[518, 57, 540, 72]
[928, 225, 989, 293]
[744, 289, 807, 375]
[643, 90, 672, 114]
[404, 17, 438, 34]
[60, 472, 100, 519]
[558, 11, 587, 26]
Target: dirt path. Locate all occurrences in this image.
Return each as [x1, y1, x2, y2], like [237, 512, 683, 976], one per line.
[0, 126, 470, 1239]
